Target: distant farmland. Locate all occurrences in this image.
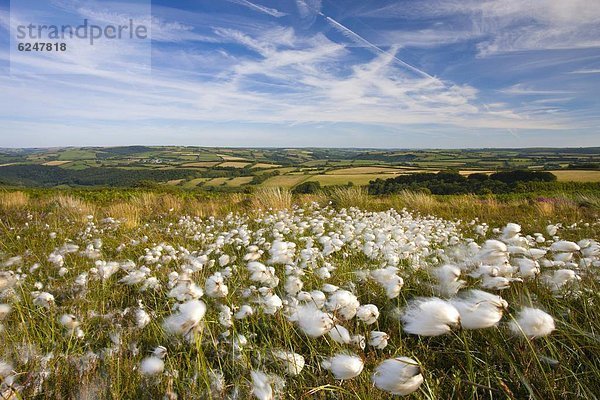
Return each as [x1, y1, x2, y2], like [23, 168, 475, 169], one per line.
[0, 146, 598, 191]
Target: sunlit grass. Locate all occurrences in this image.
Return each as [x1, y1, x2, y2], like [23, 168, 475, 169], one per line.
[0, 188, 598, 398]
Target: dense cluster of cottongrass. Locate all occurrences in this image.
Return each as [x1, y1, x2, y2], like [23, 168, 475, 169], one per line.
[0, 188, 599, 399]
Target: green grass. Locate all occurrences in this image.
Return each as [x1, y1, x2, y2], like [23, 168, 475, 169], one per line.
[261, 175, 309, 187]
[550, 170, 600, 182]
[0, 189, 598, 399]
[57, 149, 98, 161]
[182, 178, 211, 188]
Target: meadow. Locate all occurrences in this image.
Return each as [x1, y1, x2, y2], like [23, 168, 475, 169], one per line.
[0, 187, 599, 399]
[0, 147, 599, 190]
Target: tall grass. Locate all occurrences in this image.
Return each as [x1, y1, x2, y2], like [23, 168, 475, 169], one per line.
[251, 187, 292, 210]
[106, 202, 141, 228]
[0, 188, 598, 398]
[329, 186, 370, 210]
[0, 191, 29, 209]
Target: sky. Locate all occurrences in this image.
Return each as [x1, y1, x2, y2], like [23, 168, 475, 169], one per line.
[0, 0, 599, 148]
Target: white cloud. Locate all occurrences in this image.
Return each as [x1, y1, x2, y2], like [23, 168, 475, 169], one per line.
[569, 69, 600, 74]
[225, 0, 287, 18]
[0, 1, 591, 147]
[500, 84, 575, 96]
[359, 0, 600, 55]
[0, 24, 570, 133]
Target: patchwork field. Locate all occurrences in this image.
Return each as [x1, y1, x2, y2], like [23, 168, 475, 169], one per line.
[42, 160, 72, 166]
[0, 147, 598, 193]
[550, 170, 600, 182]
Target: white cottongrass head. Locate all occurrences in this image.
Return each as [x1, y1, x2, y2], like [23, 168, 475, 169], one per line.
[234, 304, 253, 320]
[551, 240, 580, 253]
[272, 349, 305, 376]
[369, 331, 389, 350]
[372, 357, 423, 396]
[0, 361, 14, 379]
[510, 307, 555, 338]
[0, 304, 12, 320]
[163, 299, 207, 336]
[322, 353, 364, 380]
[250, 370, 273, 400]
[135, 308, 151, 329]
[328, 324, 351, 344]
[59, 314, 80, 330]
[205, 272, 229, 298]
[356, 304, 379, 325]
[32, 292, 55, 309]
[542, 269, 580, 293]
[450, 290, 508, 329]
[140, 355, 164, 376]
[401, 297, 460, 336]
[433, 264, 466, 297]
[295, 304, 334, 338]
[325, 290, 360, 320]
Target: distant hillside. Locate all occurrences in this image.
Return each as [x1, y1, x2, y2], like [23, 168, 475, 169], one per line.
[0, 165, 201, 187]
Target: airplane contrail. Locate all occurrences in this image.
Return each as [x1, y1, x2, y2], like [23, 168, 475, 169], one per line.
[226, 0, 287, 18]
[314, 10, 437, 81]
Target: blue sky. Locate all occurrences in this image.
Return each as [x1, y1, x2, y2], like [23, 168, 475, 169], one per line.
[0, 0, 599, 148]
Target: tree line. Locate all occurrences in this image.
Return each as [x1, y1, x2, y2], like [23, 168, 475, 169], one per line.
[368, 170, 559, 195]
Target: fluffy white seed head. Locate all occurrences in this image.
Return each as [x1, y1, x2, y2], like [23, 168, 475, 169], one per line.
[401, 297, 460, 336]
[135, 308, 151, 329]
[369, 331, 389, 350]
[328, 324, 351, 344]
[163, 300, 207, 336]
[372, 357, 423, 395]
[250, 370, 273, 400]
[0, 304, 12, 320]
[326, 290, 360, 320]
[235, 304, 254, 320]
[322, 353, 364, 380]
[356, 304, 379, 325]
[510, 307, 555, 338]
[295, 304, 334, 338]
[450, 290, 507, 329]
[59, 314, 80, 330]
[551, 241, 580, 253]
[140, 356, 164, 376]
[272, 350, 305, 376]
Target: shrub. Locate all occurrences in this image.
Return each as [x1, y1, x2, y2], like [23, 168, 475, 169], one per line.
[292, 181, 321, 194]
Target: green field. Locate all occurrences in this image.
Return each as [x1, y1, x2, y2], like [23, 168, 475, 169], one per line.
[551, 170, 600, 182]
[0, 147, 598, 191]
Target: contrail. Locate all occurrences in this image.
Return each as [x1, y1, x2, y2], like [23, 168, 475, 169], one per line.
[226, 0, 287, 18]
[315, 10, 437, 81]
[482, 103, 520, 138]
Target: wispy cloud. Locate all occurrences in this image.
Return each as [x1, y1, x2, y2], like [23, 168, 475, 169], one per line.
[359, 0, 600, 56]
[0, 0, 597, 147]
[0, 23, 569, 133]
[225, 0, 287, 18]
[569, 68, 600, 74]
[500, 84, 575, 96]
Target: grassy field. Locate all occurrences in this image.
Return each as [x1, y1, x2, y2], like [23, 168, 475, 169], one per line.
[0, 147, 598, 191]
[218, 162, 251, 168]
[262, 175, 309, 187]
[0, 188, 598, 399]
[225, 176, 254, 186]
[251, 163, 281, 169]
[42, 160, 72, 166]
[550, 170, 600, 182]
[326, 166, 403, 175]
[204, 177, 231, 186]
[182, 178, 211, 188]
[308, 174, 388, 186]
[181, 162, 220, 168]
